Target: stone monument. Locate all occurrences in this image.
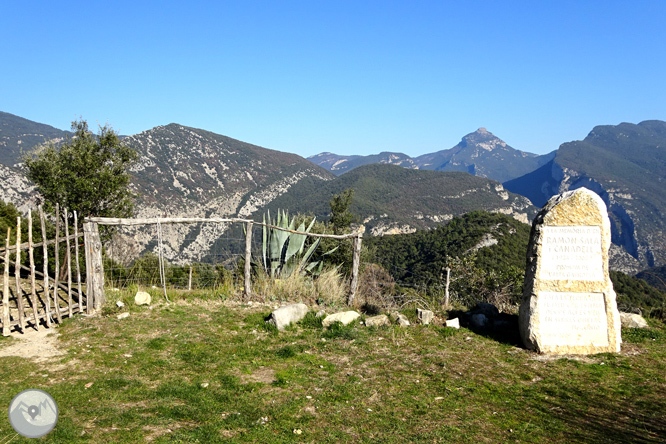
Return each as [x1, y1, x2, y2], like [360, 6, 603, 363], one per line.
[519, 188, 622, 354]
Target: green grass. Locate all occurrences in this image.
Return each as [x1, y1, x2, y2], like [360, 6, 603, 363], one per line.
[0, 295, 664, 443]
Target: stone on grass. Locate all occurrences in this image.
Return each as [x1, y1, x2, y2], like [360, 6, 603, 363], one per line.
[322, 311, 361, 328]
[417, 308, 434, 325]
[445, 318, 460, 329]
[117, 312, 130, 320]
[620, 312, 649, 329]
[315, 310, 327, 318]
[134, 291, 151, 306]
[390, 312, 410, 327]
[365, 314, 390, 328]
[266, 303, 309, 331]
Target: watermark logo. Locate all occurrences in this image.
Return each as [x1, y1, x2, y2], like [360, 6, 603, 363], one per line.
[8, 389, 58, 438]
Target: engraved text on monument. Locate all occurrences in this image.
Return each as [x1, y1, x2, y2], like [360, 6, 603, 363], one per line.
[539, 226, 603, 281]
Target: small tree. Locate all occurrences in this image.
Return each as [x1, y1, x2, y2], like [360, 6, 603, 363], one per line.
[24, 119, 139, 220]
[329, 188, 355, 234]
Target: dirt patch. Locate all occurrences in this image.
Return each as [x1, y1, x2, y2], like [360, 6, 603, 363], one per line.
[239, 367, 276, 384]
[0, 328, 64, 361]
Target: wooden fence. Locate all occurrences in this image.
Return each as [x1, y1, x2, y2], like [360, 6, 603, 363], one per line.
[1, 205, 94, 336]
[84, 216, 364, 305]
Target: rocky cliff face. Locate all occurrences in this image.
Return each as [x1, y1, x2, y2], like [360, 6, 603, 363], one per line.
[0, 164, 37, 213]
[504, 121, 666, 273]
[112, 124, 334, 263]
[0, 112, 71, 166]
[124, 124, 333, 218]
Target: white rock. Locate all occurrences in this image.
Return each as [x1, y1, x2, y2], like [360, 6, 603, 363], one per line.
[117, 312, 130, 320]
[417, 308, 434, 325]
[116, 301, 125, 308]
[620, 312, 649, 329]
[390, 311, 410, 327]
[135, 291, 152, 306]
[322, 311, 361, 328]
[266, 303, 309, 331]
[445, 318, 460, 329]
[365, 314, 390, 328]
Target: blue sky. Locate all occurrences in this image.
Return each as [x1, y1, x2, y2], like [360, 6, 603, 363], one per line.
[3, 1, 665, 157]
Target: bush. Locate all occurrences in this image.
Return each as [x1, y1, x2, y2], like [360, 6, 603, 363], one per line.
[356, 263, 396, 312]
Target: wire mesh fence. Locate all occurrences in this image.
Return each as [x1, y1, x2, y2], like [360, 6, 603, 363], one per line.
[357, 247, 524, 314]
[92, 216, 363, 302]
[103, 221, 252, 290]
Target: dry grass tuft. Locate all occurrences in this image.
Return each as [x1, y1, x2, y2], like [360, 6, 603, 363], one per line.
[253, 267, 347, 306]
[356, 263, 397, 313]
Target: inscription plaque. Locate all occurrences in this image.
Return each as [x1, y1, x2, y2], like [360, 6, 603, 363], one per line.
[539, 226, 603, 281]
[538, 292, 609, 346]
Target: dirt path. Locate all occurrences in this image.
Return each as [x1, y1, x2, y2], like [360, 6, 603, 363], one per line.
[0, 328, 64, 362]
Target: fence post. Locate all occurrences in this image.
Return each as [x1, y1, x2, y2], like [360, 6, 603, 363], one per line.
[347, 232, 363, 306]
[28, 210, 40, 330]
[54, 204, 62, 323]
[74, 212, 83, 313]
[39, 206, 52, 326]
[2, 228, 10, 336]
[64, 208, 73, 317]
[15, 216, 25, 332]
[244, 221, 253, 300]
[84, 221, 105, 311]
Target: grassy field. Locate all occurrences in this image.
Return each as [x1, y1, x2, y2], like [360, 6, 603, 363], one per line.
[0, 290, 664, 443]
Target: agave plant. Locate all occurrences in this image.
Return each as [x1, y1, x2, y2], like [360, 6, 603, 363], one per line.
[261, 210, 334, 278]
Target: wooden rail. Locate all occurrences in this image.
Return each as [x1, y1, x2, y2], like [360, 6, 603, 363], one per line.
[85, 215, 364, 303]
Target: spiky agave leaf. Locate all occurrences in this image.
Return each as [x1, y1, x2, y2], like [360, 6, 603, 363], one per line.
[298, 237, 321, 273]
[285, 220, 307, 262]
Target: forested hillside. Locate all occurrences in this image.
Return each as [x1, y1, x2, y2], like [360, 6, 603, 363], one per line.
[504, 120, 666, 271]
[364, 211, 666, 314]
[266, 164, 535, 236]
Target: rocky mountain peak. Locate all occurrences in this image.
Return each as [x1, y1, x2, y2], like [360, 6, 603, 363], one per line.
[459, 128, 508, 151]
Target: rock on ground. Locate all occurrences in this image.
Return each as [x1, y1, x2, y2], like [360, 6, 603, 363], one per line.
[266, 303, 309, 331]
[417, 309, 434, 325]
[322, 311, 360, 328]
[620, 312, 649, 329]
[365, 314, 390, 328]
[135, 291, 151, 306]
[445, 318, 460, 329]
[390, 312, 410, 327]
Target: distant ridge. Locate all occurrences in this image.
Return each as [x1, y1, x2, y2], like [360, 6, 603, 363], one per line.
[504, 120, 666, 271]
[0, 111, 71, 166]
[308, 128, 555, 183]
[266, 163, 536, 235]
[2, 111, 665, 273]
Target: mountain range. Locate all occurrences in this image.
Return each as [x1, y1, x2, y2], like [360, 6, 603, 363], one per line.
[1, 111, 664, 274]
[308, 127, 556, 183]
[504, 120, 666, 271]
